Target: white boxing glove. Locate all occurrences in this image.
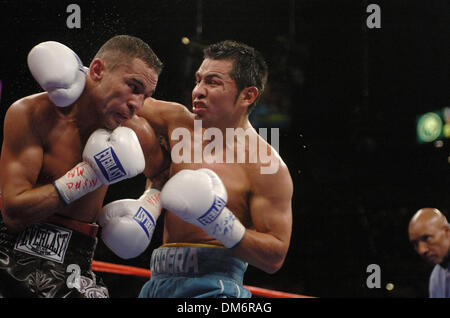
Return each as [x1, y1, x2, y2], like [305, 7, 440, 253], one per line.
[99, 188, 162, 259]
[53, 127, 145, 204]
[160, 169, 246, 248]
[82, 127, 145, 185]
[27, 41, 88, 107]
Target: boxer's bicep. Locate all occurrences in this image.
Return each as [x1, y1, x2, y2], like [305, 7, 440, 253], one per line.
[1, 146, 43, 193]
[248, 163, 293, 250]
[1, 104, 44, 197]
[231, 169, 293, 273]
[249, 178, 293, 247]
[1, 105, 66, 231]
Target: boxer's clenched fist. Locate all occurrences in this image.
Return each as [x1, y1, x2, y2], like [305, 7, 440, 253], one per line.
[27, 41, 88, 107]
[99, 187, 161, 259]
[160, 169, 246, 248]
[53, 127, 145, 204]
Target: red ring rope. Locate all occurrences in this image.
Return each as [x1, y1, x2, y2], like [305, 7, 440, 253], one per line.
[92, 260, 315, 298]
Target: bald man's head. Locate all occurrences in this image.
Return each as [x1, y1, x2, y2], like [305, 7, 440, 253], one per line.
[408, 208, 450, 265]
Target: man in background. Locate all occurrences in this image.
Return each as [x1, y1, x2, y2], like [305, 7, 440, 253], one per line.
[409, 207, 450, 298]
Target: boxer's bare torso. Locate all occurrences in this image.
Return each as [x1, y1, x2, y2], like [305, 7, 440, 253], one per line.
[139, 99, 292, 248]
[138, 53, 292, 273]
[165, 129, 277, 246]
[0, 92, 163, 229]
[0, 93, 102, 223]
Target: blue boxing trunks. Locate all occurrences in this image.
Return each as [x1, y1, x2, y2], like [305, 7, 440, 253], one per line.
[139, 243, 251, 298]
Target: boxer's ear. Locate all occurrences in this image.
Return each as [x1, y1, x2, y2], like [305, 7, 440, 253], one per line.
[238, 86, 258, 110]
[89, 58, 105, 81]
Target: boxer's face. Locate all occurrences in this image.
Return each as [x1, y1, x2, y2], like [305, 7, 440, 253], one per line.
[409, 221, 450, 265]
[94, 57, 158, 129]
[192, 58, 241, 128]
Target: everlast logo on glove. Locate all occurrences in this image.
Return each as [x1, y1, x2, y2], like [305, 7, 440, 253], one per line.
[14, 223, 72, 263]
[94, 147, 126, 182]
[197, 195, 227, 226]
[133, 207, 156, 239]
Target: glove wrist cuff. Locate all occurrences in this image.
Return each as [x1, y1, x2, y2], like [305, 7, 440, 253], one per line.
[139, 187, 162, 214]
[204, 207, 246, 249]
[53, 162, 101, 204]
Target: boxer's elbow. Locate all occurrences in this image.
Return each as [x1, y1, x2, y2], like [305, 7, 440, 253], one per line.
[262, 253, 286, 274]
[1, 200, 31, 233]
[234, 233, 289, 274]
[1, 209, 26, 233]
[248, 246, 287, 274]
[263, 237, 290, 274]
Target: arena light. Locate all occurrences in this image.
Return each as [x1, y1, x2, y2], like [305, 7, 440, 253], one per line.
[416, 108, 450, 144]
[181, 37, 190, 45]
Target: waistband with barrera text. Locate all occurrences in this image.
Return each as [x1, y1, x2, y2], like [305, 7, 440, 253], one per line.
[150, 243, 248, 283]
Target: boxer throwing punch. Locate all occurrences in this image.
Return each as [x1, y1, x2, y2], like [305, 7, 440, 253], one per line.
[0, 35, 165, 297]
[131, 40, 293, 298]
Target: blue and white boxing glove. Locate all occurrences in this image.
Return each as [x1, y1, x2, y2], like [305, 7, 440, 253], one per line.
[27, 41, 88, 107]
[53, 127, 145, 204]
[160, 169, 246, 248]
[99, 188, 162, 259]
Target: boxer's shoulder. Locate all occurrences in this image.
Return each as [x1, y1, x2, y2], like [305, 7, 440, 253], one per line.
[7, 92, 53, 120]
[5, 93, 63, 144]
[245, 146, 292, 195]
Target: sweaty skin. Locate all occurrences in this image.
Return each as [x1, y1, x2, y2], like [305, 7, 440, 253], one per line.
[138, 59, 293, 274]
[0, 58, 164, 232]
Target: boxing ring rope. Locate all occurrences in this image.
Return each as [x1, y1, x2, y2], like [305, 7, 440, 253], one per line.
[92, 260, 315, 298]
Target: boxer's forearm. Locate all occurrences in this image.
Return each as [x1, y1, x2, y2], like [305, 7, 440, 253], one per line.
[230, 229, 288, 274]
[2, 184, 64, 232]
